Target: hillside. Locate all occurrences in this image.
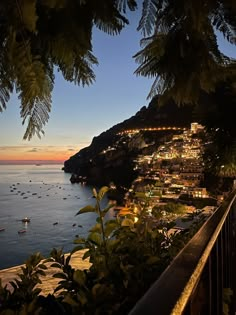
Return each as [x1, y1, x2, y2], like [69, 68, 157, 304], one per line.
[63, 96, 194, 186]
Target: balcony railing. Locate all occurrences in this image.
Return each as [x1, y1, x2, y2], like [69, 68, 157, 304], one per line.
[130, 191, 236, 315]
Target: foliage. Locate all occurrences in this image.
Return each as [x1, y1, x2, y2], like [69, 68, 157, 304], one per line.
[0, 187, 208, 314]
[0, 0, 235, 140]
[135, 0, 236, 105]
[163, 202, 186, 214]
[0, 252, 47, 314]
[195, 81, 236, 178]
[0, 0, 137, 139]
[223, 288, 233, 315]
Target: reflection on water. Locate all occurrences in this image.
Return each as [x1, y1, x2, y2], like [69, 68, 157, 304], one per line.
[0, 164, 107, 269]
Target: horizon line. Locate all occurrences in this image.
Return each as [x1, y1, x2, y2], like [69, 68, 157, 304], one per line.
[0, 160, 65, 165]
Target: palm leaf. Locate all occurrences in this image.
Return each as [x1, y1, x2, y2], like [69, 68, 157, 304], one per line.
[0, 79, 13, 112]
[12, 41, 53, 139]
[116, 0, 137, 13]
[137, 0, 158, 36]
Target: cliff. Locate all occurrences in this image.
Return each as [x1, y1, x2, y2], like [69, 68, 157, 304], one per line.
[64, 96, 194, 186]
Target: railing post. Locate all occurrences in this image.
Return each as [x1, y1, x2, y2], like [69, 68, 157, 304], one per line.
[231, 200, 236, 314]
[210, 237, 223, 315]
[129, 192, 236, 315]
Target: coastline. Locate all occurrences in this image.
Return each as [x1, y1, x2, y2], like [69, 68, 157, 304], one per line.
[0, 164, 94, 269]
[0, 249, 90, 295]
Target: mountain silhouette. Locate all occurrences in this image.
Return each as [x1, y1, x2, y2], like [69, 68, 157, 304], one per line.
[64, 96, 194, 186]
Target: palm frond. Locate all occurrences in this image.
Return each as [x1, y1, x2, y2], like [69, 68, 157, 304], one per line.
[137, 0, 158, 36]
[21, 95, 51, 140]
[116, 0, 137, 13]
[0, 55, 13, 111]
[10, 38, 53, 140]
[94, 15, 127, 35]
[211, 11, 236, 44]
[0, 80, 13, 112]
[60, 51, 98, 86]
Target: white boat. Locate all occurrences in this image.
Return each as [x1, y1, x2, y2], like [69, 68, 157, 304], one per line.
[21, 217, 30, 223]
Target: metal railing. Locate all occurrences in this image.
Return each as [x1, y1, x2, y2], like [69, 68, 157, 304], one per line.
[129, 191, 236, 315]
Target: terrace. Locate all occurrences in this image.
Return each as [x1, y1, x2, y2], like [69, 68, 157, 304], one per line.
[130, 190, 236, 315]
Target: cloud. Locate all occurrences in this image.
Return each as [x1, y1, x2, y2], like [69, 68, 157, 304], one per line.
[0, 146, 25, 151]
[67, 148, 76, 151]
[27, 148, 39, 152]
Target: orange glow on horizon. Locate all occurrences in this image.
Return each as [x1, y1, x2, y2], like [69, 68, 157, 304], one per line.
[0, 145, 85, 163]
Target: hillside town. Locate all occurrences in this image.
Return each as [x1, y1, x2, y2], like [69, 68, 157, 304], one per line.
[115, 123, 225, 233]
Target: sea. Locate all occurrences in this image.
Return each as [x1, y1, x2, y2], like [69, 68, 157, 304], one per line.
[0, 164, 110, 270]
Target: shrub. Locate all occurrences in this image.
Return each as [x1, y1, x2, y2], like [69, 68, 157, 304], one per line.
[0, 187, 205, 315]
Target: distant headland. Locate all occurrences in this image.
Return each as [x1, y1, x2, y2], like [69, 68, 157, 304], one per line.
[64, 96, 194, 186]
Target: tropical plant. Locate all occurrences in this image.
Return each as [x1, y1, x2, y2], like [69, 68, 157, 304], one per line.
[0, 252, 47, 314]
[0, 187, 211, 314]
[0, 0, 137, 139]
[135, 0, 236, 105]
[1, 0, 235, 140]
[41, 187, 207, 314]
[195, 81, 236, 178]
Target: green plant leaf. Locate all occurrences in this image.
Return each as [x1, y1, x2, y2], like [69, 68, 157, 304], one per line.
[89, 223, 102, 233]
[92, 283, 111, 298]
[105, 221, 119, 237]
[135, 192, 147, 198]
[96, 217, 102, 223]
[106, 238, 119, 250]
[21, 0, 38, 33]
[54, 283, 65, 293]
[88, 232, 102, 246]
[63, 293, 79, 307]
[50, 262, 62, 268]
[101, 204, 114, 217]
[97, 186, 109, 201]
[36, 269, 46, 277]
[121, 218, 134, 227]
[9, 281, 18, 290]
[44, 258, 53, 263]
[74, 238, 86, 244]
[92, 283, 103, 297]
[83, 250, 91, 260]
[71, 245, 84, 255]
[77, 290, 88, 305]
[73, 270, 86, 286]
[65, 255, 71, 265]
[76, 205, 96, 216]
[146, 256, 160, 265]
[38, 264, 47, 270]
[53, 272, 68, 280]
[32, 288, 42, 295]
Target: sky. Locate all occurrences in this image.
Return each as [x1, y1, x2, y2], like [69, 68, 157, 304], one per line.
[0, 8, 235, 164]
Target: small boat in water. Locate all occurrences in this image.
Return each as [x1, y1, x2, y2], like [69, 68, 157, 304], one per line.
[21, 217, 30, 223]
[18, 229, 27, 234]
[0, 228, 5, 232]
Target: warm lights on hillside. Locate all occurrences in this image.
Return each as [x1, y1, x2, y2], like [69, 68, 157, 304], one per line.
[117, 126, 186, 136]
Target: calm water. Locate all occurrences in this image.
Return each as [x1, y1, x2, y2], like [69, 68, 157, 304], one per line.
[0, 164, 109, 269]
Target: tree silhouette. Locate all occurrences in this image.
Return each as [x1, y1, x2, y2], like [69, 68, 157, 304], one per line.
[0, 0, 235, 140]
[0, 0, 136, 139]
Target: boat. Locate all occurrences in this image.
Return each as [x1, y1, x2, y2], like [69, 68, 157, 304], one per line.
[21, 217, 30, 223]
[0, 228, 5, 232]
[18, 229, 27, 234]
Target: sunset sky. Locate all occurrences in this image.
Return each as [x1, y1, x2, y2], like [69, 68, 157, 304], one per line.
[0, 9, 235, 164]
